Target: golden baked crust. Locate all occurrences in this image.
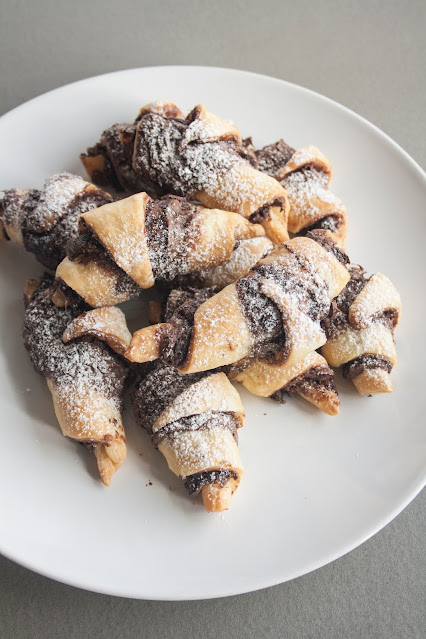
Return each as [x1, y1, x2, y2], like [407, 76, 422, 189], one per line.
[56, 192, 265, 308]
[133, 366, 245, 512]
[322, 270, 401, 395]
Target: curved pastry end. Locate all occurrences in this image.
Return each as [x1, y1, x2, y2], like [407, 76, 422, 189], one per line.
[352, 368, 393, 396]
[202, 477, 239, 513]
[95, 439, 127, 487]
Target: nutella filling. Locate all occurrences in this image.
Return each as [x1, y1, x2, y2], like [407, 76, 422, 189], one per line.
[157, 287, 217, 368]
[144, 195, 200, 281]
[322, 264, 368, 337]
[153, 410, 238, 447]
[305, 229, 349, 265]
[271, 364, 337, 403]
[132, 362, 239, 496]
[342, 354, 393, 379]
[133, 362, 206, 433]
[185, 468, 239, 497]
[23, 274, 128, 404]
[132, 112, 253, 198]
[66, 228, 142, 299]
[255, 139, 295, 178]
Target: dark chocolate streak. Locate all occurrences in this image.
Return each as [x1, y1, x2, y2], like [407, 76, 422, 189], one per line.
[322, 265, 368, 337]
[271, 365, 337, 403]
[185, 469, 238, 497]
[66, 228, 142, 299]
[144, 195, 199, 280]
[342, 354, 393, 379]
[132, 362, 239, 495]
[305, 230, 349, 265]
[132, 112, 255, 198]
[133, 362, 205, 434]
[23, 273, 128, 402]
[255, 139, 295, 178]
[152, 411, 238, 447]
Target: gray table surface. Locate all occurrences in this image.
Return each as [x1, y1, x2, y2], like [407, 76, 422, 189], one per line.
[0, 1, 425, 637]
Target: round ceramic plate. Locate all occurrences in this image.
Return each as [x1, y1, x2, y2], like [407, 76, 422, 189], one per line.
[0, 67, 425, 601]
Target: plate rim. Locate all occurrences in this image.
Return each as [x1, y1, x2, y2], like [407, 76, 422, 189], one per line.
[0, 65, 425, 600]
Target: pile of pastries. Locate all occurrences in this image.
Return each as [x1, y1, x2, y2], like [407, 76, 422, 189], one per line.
[0, 101, 401, 512]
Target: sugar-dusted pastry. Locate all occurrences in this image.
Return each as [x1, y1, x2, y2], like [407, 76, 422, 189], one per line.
[229, 351, 339, 416]
[23, 274, 132, 485]
[56, 192, 264, 307]
[133, 362, 245, 512]
[322, 265, 401, 395]
[81, 101, 184, 193]
[131, 103, 290, 243]
[256, 140, 348, 246]
[157, 286, 339, 415]
[179, 235, 274, 290]
[0, 173, 112, 269]
[126, 231, 350, 373]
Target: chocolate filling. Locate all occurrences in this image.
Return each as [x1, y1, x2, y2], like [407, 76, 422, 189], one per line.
[342, 354, 393, 379]
[153, 411, 238, 447]
[305, 230, 349, 265]
[322, 265, 368, 337]
[133, 362, 206, 433]
[81, 141, 122, 191]
[100, 123, 141, 192]
[299, 214, 340, 235]
[23, 274, 128, 402]
[66, 228, 142, 299]
[133, 112, 253, 198]
[1, 182, 112, 270]
[144, 195, 200, 281]
[248, 195, 287, 225]
[255, 139, 295, 178]
[271, 365, 337, 403]
[185, 469, 239, 497]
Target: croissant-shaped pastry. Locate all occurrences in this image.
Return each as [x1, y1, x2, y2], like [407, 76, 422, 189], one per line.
[133, 362, 245, 512]
[256, 140, 348, 247]
[55, 192, 265, 307]
[155, 285, 339, 415]
[322, 265, 401, 395]
[0, 173, 112, 269]
[23, 274, 132, 485]
[126, 231, 350, 374]
[229, 351, 339, 415]
[129, 102, 290, 243]
[81, 101, 184, 193]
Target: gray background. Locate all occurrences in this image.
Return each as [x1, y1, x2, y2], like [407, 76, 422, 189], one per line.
[0, 0, 425, 637]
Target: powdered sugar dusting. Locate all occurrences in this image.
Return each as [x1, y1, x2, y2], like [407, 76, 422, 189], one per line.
[161, 427, 236, 477]
[23, 275, 127, 436]
[283, 168, 344, 224]
[26, 173, 89, 233]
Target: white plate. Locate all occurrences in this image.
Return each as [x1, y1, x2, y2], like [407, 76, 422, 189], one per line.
[0, 66, 425, 601]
